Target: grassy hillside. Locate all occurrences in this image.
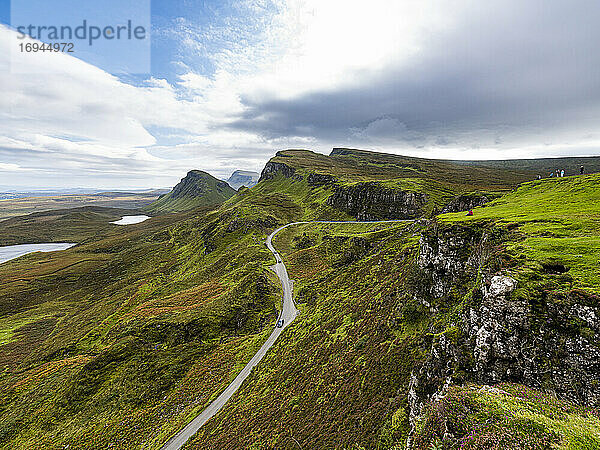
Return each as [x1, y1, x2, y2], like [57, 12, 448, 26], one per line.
[185, 172, 600, 449]
[1, 150, 599, 449]
[273, 148, 532, 188]
[442, 174, 600, 292]
[0, 165, 354, 448]
[261, 149, 533, 218]
[146, 170, 236, 214]
[413, 383, 600, 449]
[0, 202, 284, 448]
[453, 155, 600, 178]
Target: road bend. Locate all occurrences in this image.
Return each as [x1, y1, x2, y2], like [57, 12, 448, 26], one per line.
[161, 219, 409, 449]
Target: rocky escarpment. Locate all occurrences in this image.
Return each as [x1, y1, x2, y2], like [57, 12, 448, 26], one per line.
[307, 172, 337, 186]
[327, 183, 428, 220]
[440, 193, 491, 213]
[258, 161, 298, 181]
[406, 223, 600, 446]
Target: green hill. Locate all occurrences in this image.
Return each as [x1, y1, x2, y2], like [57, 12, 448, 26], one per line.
[255, 148, 533, 219]
[145, 170, 236, 214]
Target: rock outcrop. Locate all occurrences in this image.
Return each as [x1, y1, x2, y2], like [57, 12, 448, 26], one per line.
[441, 193, 491, 213]
[258, 162, 298, 181]
[327, 183, 428, 220]
[406, 223, 600, 446]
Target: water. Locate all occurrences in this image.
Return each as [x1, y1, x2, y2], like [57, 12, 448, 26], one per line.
[110, 215, 150, 225]
[0, 243, 76, 264]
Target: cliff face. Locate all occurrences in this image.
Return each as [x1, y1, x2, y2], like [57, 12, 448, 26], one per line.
[440, 193, 491, 213]
[258, 161, 298, 181]
[406, 223, 600, 445]
[258, 161, 429, 220]
[327, 183, 428, 220]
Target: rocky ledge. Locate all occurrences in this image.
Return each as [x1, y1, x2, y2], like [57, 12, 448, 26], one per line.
[327, 182, 428, 220]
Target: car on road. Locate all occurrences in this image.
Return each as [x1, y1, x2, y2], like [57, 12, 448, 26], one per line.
[276, 319, 284, 328]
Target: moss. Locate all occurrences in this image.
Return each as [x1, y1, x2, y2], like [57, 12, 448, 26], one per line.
[413, 383, 600, 450]
[442, 174, 600, 291]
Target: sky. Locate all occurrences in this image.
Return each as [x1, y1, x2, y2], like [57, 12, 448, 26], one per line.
[0, 0, 599, 189]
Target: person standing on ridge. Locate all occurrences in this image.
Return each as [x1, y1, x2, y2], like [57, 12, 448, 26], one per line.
[581, 165, 585, 175]
[561, 169, 565, 177]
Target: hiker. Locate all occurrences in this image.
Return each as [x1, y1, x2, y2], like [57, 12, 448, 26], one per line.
[550, 172, 554, 177]
[466, 210, 474, 216]
[580, 165, 585, 175]
[555, 169, 560, 177]
[561, 169, 565, 177]
[537, 175, 542, 180]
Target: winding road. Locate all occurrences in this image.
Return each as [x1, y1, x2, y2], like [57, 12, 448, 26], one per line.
[161, 220, 408, 450]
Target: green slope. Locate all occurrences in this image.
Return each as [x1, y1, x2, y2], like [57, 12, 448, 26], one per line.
[258, 148, 533, 218]
[1, 150, 599, 449]
[186, 172, 600, 449]
[0, 206, 145, 246]
[146, 170, 236, 214]
[0, 204, 279, 448]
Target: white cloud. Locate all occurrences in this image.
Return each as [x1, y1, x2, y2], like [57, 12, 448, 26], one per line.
[1, 0, 600, 189]
[0, 162, 25, 171]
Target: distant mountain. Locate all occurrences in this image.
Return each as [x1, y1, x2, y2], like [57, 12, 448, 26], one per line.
[227, 170, 260, 190]
[146, 170, 236, 214]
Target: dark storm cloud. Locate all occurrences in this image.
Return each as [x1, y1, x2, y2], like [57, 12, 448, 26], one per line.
[230, 0, 600, 148]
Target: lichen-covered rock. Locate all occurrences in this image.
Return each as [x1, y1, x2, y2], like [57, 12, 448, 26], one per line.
[416, 224, 485, 298]
[406, 223, 600, 447]
[307, 172, 337, 186]
[467, 275, 524, 380]
[327, 182, 428, 220]
[441, 193, 491, 213]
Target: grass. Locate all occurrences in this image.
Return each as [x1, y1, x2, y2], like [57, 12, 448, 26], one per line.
[273, 148, 534, 190]
[263, 149, 533, 219]
[441, 174, 600, 291]
[2, 151, 600, 449]
[185, 220, 429, 449]
[412, 383, 600, 450]
[0, 202, 281, 449]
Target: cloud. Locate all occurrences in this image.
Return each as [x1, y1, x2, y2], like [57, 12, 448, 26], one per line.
[2, 0, 600, 189]
[228, 0, 600, 155]
[0, 162, 25, 171]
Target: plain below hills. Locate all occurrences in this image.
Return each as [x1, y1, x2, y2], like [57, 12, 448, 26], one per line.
[0, 190, 167, 221]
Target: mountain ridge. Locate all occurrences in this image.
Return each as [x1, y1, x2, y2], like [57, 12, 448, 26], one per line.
[146, 170, 236, 214]
[226, 170, 259, 190]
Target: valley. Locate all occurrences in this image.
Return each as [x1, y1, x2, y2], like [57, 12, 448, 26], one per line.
[0, 149, 599, 449]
